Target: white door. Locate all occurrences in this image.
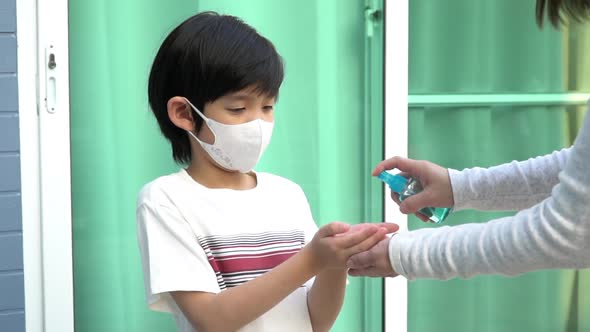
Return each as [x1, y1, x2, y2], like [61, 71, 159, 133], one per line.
[383, 1, 409, 332]
[17, 0, 74, 330]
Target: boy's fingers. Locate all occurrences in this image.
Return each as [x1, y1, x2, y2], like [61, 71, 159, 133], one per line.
[345, 228, 387, 257]
[317, 222, 350, 238]
[348, 223, 398, 234]
[379, 223, 399, 234]
[336, 225, 378, 247]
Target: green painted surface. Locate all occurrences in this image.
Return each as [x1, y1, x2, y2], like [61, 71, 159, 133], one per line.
[407, 1, 589, 331]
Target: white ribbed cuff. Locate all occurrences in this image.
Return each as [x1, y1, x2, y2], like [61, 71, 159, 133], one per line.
[448, 168, 469, 211]
[388, 233, 412, 280]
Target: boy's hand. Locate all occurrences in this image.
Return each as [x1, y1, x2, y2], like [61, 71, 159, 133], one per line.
[305, 222, 399, 271]
[344, 223, 399, 235]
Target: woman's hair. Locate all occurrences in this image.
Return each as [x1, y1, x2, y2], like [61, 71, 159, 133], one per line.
[148, 12, 284, 164]
[536, 0, 590, 27]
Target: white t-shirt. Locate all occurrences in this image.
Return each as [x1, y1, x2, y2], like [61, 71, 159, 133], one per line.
[136, 169, 318, 332]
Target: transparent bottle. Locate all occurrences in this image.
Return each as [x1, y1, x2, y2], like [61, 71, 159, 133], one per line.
[377, 171, 451, 223]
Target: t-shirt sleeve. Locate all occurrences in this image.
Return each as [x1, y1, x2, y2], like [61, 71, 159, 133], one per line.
[294, 185, 318, 245]
[289, 184, 319, 289]
[294, 185, 351, 288]
[136, 201, 220, 312]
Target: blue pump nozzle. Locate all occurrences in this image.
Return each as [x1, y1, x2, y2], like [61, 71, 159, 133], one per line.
[376, 171, 408, 194]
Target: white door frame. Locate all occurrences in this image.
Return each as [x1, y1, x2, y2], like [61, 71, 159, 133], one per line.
[16, 0, 405, 331]
[17, 0, 43, 329]
[383, 1, 409, 332]
[17, 0, 74, 330]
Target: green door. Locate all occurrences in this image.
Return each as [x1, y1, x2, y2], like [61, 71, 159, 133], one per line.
[69, 0, 385, 331]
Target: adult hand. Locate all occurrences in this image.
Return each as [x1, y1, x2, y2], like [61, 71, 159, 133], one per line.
[346, 237, 398, 278]
[373, 156, 454, 222]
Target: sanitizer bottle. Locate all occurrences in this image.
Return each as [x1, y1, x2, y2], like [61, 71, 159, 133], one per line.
[377, 171, 451, 223]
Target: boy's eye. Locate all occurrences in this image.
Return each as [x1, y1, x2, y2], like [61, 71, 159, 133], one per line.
[227, 107, 246, 112]
[263, 105, 274, 111]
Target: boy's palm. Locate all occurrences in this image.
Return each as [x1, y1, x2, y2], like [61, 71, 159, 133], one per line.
[309, 222, 399, 271]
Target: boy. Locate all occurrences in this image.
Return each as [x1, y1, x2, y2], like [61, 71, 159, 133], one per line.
[137, 12, 396, 332]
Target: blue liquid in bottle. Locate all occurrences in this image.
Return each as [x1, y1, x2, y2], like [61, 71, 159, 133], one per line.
[377, 171, 451, 223]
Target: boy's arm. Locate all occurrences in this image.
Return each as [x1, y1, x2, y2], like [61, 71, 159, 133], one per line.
[171, 223, 385, 332]
[305, 223, 397, 331]
[306, 269, 347, 332]
[172, 246, 318, 332]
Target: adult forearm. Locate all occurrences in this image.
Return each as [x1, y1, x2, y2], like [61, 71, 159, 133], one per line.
[450, 148, 569, 211]
[307, 269, 347, 332]
[390, 133, 590, 279]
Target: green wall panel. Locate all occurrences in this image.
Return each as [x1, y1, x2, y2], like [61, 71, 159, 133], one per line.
[409, 0, 563, 94]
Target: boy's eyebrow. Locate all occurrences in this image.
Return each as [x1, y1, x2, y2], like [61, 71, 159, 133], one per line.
[225, 94, 252, 101]
[225, 93, 276, 102]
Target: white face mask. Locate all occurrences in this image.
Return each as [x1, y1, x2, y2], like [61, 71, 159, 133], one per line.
[184, 98, 274, 173]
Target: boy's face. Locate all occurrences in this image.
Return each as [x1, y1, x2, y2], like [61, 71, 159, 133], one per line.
[196, 87, 276, 145]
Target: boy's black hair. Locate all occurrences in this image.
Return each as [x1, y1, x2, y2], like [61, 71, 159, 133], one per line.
[148, 11, 284, 164]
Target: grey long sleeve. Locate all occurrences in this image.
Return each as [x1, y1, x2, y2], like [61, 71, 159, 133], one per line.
[448, 148, 570, 211]
[389, 104, 590, 280]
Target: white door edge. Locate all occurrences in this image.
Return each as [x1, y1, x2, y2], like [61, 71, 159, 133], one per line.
[383, 1, 409, 331]
[37, 0, 75, 328]
[17, 0, 43, 330]
[18, 0, 75, 331]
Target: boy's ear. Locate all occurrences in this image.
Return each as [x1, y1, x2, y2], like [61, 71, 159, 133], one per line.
[167, 96, 196, 131]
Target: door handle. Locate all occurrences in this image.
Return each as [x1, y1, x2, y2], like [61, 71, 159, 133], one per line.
[45, 44, 58, 113]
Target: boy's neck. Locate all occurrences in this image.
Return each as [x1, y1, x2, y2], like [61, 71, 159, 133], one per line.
[185, 157, 257, 190]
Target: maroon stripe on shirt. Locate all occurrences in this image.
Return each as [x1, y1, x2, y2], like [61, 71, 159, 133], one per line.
[208, 251, 297, 274]
[199, 230, 306, 287]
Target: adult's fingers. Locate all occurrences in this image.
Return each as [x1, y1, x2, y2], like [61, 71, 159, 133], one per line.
[372, 156, 423, 177]
[348, 267, 381, 277]
[398, 189, 433, 214]
[391, 192, 401, 205]
[346, 251, 373, 270]
[415, 212, 430, 222]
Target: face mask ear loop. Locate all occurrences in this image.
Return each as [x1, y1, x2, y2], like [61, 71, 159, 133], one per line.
[256, 119, 265, 160]
[184, 98, 216, 144]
